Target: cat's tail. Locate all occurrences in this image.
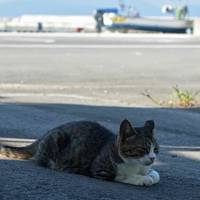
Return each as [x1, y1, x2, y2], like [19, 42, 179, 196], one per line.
[0, 141, 38, 160]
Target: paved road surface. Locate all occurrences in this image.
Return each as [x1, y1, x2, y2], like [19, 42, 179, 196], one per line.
[0, 33, 199, 200]
[0, 33, 200, 106]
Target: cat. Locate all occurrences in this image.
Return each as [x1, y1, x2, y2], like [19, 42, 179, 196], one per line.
[0, 119, 160, 186]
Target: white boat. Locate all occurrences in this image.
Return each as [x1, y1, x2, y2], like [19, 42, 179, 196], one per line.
[103, 14, 193, 33]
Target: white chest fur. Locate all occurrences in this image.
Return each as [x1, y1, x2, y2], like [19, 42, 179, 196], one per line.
[115, 162, 149, 180]
[115, 162, 159, 186]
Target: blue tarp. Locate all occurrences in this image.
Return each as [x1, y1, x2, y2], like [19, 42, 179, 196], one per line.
[95, 8, 118, 14]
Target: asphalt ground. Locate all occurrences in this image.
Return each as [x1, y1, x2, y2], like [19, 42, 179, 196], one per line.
[0, 33, 200, 200]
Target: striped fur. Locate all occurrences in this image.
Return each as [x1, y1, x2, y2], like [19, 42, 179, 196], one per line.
[0, 119, 159, 186]
[0, 141, 38, 159]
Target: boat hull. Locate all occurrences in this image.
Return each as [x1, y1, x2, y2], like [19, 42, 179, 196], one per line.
[104, 17, 193, 33]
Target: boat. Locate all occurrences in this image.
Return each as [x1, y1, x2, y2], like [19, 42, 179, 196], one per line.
[94, 3, 193, 33]
[103, 14, 193, 33]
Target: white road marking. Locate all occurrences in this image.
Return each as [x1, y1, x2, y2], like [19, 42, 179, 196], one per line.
[0, 44, 199, 49]
[0, 137, 35, 143]
[0, 93, 95, 100]
[161, 145, 200, 150]
[2, 38, 55, 43]
[169, 150, 200, 161]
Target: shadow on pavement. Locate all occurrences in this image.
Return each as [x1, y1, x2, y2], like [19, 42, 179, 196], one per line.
[0, 102, 200, 200]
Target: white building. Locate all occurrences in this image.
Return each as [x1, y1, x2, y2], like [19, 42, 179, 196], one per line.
[2, 15, 96, 32]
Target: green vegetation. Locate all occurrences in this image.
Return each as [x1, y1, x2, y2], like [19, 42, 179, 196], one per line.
[171, 86, 199, 107]
[142, 86, 199, 108]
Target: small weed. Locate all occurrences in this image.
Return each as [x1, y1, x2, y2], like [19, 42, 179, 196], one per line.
[142, 86, 199, 108]
[171, 86, 199, 107]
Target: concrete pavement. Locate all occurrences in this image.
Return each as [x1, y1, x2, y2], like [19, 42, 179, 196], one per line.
[0, 33, 200, 106]
[0, 33, 200, 200]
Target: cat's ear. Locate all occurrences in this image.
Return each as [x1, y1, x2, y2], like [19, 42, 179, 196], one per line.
[144, 120, 155, 131]
[119, 119, 137, 141]
[144, 120, 155, 137]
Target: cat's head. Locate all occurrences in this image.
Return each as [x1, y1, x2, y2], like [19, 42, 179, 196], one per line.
[117, 119, 159, 166]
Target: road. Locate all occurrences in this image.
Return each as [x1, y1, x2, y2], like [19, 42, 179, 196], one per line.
[0, 33, 200, 106]
[0, 33, 200, 200]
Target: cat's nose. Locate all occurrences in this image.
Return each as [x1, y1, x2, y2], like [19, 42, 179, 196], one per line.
[150, 157, 155, 162]
[149, 152, 156, 163]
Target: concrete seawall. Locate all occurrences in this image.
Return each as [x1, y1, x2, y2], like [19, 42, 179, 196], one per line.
[0, 15, 96, 32]
[0, 15, 200, 35]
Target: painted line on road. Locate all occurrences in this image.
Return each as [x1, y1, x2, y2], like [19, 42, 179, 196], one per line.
[0, 93, 96, 100]
[0, 137, 35, 143]
[161, 145, 200, 150]
[2, 38, 55, 43]
[0, 44, 200, 49]
[0, 92, 123, 105]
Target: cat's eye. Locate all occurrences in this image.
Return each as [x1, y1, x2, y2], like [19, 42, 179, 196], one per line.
[124, 147, 147, 157]
[137, 147, 147, 152]
[125, 150, 142, 157]
[154, 147, 159, 154]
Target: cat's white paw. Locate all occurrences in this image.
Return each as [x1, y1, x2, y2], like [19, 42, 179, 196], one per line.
[115, 174, 156, 186]
[142, 176, 154, 186]
[148, 169, 160, 184]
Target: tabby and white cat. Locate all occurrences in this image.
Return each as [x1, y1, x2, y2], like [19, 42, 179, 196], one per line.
[0, 119, 160, 186]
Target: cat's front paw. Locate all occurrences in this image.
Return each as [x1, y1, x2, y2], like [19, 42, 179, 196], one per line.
[142, 176, 154, 186]
[148, 169, 160, 184]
